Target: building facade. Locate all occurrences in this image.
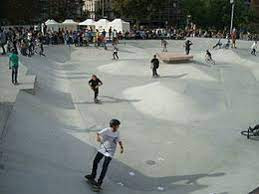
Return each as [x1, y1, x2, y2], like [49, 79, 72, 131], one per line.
[251, 0, 259, 16]
[84, 0, 114, 20]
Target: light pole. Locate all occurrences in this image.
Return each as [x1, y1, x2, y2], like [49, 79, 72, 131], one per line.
[102, 0, 105, 18]
[230, 0, 235, 33]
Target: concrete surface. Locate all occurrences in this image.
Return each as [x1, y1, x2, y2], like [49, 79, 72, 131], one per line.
[0, 55, 36, 140]
[0, 39, 259, 194]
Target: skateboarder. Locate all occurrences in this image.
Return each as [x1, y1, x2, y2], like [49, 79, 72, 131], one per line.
[151, 55, 160, 78]
[85, 119, 124, 189]
[9, 50, 19, 85]
[185, 40, 193, 55]
[205, 50, 215, 65]
[89, 75, 103, 103]
[251, 41, 257, 56]
[213, 39, 222, 49]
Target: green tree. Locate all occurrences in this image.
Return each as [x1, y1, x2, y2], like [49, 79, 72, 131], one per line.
[181, 0, 256, 30]
[112, 0, 167, 24]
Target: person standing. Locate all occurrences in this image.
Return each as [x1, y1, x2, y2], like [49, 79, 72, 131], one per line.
[89, 75, 103, 103]
[109, 27, 112, 40]
[112, 44, 119, 60]
[231, 29, 237, 49]
[185, 40, 193, 55]
[161, 39, 168, 52]
[151, 55, 160, 78]
[85, 119, 124, 189]
[9, 50, 19, 85]
[0, 29, 7, 55]
[251, 41, 257, 56]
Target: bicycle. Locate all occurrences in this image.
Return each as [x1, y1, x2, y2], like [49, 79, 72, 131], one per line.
[241, 125, 259, 139]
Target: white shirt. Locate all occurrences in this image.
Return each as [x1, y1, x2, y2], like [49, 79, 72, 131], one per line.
[98, 128, 121, 157]
[251, 42, 257, 50]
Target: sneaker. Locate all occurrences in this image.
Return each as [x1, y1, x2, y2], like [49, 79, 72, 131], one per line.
[95, 182, 103, 190]
[84, 174, 94, 181]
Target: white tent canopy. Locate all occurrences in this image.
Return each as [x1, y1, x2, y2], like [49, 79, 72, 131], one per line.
[62, 19, 78, 25]
[95, 19, 110, 31]
[45, 19, 60, 31]
[61, 19, 78, 31]
[109, 19, 130, 33]
[45, 19, 60, 26]
[79, 19, 95, 26]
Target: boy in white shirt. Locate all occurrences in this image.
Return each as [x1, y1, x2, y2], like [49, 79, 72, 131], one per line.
[85, 119, 124, 188]
[251, 41, 257, 56]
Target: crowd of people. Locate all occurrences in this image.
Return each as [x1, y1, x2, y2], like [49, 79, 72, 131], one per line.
[130, 24, 258, 41]
[0, 25, 258, 87]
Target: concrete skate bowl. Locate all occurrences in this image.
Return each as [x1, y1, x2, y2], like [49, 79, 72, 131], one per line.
[123, 82, 226, 123]
[108, 158, 226, 192]
[98, 58, 220, 81]
[20, 46, 73, 92]
[98, 59, 151, 77]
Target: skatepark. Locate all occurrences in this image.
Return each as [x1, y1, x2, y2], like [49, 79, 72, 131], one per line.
[1, 38, 259, 194]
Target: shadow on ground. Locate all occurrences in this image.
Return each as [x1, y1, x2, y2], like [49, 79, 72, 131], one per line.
[75, 96, 141, 105]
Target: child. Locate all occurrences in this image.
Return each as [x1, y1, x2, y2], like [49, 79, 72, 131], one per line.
[85, 119, 124, 189]
[9, 50, 19, 85]
[89, 75, 103, 103]
[112, 44, 119, 60]
[251, 41, 257, 56]
[185, 40, 193, 55]
[151, 55, 160, 78]
[161, 39, 168, 52]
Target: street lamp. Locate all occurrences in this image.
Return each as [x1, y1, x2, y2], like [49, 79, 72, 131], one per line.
[230, 0, 235, 33]
[102, 0, 105, 18]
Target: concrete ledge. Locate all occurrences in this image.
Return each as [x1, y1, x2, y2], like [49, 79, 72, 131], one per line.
[157, 52, 193, 63]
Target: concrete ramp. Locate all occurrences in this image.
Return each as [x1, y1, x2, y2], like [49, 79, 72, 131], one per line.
[0, 56, 37, 140]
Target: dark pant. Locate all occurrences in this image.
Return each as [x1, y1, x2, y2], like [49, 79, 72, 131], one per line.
[213, 43, 222, 49]
[91, 152, 112, 185]
[93, 88, 99, 100]
[186, 48, 190, 55]
[12, 67, 18, 83]
[113, 52, 119, 59]
[1, 44, 6, 54]
[152, 68, 159, 77]
[251, 49, 256, 56]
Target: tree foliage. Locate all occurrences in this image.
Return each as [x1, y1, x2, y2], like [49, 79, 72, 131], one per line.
[2, 0, 39, 24]
[112, 0, 168, 22]
[181, 0, 257, 29]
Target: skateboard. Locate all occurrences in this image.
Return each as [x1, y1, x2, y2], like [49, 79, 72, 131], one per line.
[94, 99, 102, 104]
[85, 176, 102, 192]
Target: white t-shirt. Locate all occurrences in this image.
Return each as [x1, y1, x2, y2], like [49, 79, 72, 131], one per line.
[251, 42, 257, 50]
[98, 128, 121, 157]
